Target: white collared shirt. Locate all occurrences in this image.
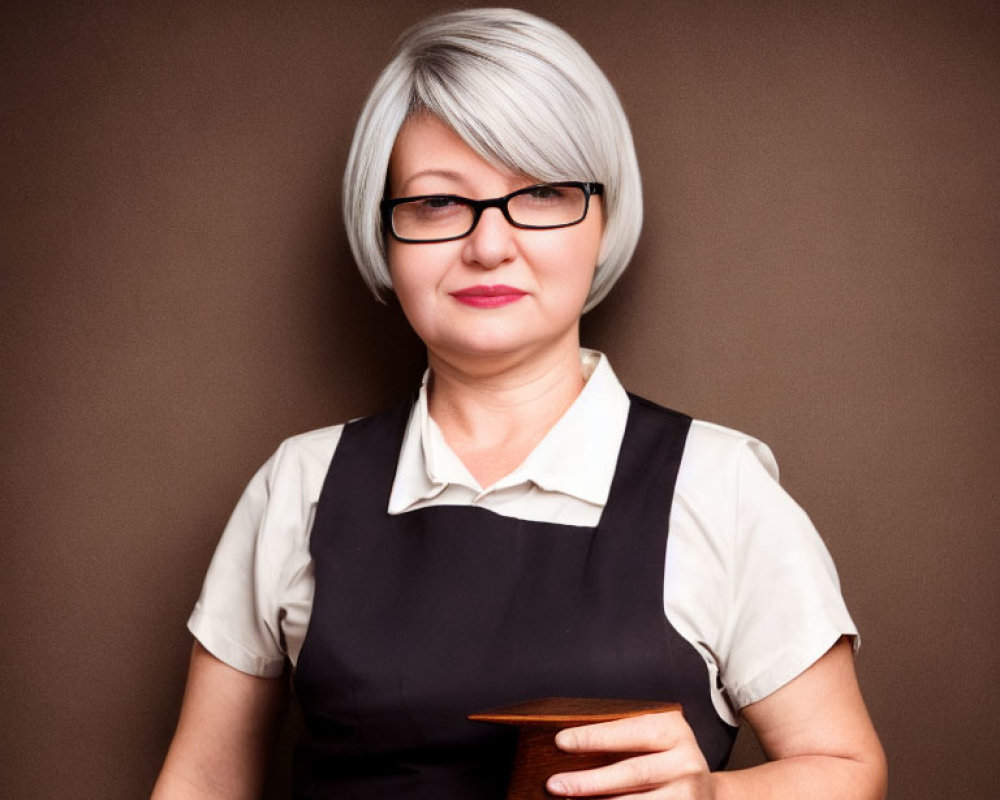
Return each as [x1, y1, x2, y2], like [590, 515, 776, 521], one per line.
[189, 350, 856, 724]
[388, 349, 625, 523]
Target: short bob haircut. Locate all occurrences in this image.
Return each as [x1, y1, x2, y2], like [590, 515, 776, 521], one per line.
[343, 7, 642, 313]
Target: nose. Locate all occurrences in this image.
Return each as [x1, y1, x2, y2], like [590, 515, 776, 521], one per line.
[461, 206, 517, 270]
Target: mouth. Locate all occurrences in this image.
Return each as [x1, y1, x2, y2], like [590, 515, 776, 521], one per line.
[450, 284, 527, 308]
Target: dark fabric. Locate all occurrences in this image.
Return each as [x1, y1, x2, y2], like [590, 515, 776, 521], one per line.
[292, 393, 736, 799]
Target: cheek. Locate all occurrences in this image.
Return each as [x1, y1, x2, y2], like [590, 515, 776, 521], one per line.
[386, 245, 450, 334]
[536, 228, 602, 294]
[385, 240, 405, 288]
[387, 266, 429, 339]
[386, 243, 426, 300]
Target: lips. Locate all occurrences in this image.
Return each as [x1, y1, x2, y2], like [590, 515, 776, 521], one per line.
[450, 284, 527, 308]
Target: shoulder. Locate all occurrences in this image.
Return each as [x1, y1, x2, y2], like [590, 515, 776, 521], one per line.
[683, 419, 779, 481]
[267, 423, 345, 470]
[675, 417, 827, 559]
[674, 419, 782, 526]
[622, 392, 777, 483]
[208, 423, 348, 560]
[255, 424, 346, 502]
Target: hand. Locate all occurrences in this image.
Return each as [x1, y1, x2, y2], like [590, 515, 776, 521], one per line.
[546, 710, 715, 799]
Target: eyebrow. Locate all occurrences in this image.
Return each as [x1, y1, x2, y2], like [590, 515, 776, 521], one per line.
[397, 169, 466, 195]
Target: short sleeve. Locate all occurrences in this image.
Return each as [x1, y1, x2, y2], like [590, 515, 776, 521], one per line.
[187, 455, 287, 676]
[719, 439, 858, 708]
[187, 425, 342, 677]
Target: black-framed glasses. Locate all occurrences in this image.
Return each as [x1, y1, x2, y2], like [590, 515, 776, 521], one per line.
[381, 181, 604, 243]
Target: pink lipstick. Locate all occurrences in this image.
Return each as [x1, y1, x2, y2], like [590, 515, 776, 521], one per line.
[450, 285, 527, 308]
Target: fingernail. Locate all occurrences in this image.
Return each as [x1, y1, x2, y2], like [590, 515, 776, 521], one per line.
[548, 779, 568, 795]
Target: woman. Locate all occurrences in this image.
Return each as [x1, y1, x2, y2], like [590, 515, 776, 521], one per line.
[153, 8, 886, 799]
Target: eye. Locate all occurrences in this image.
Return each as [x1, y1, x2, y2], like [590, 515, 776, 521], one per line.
[513, 184, 578, 212]
[412, 196, 465, 219]
[524, 184, 566, 202]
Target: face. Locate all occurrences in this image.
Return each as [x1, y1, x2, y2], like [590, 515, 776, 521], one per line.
[386, 113, 604, 369]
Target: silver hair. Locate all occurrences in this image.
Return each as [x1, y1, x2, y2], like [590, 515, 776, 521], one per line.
[343, 7, 642, 312]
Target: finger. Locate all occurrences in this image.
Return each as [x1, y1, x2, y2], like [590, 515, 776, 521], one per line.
[547, 748, 695, 797]
[555, 710, 688, 753]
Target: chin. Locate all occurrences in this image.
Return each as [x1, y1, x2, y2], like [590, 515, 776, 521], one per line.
[448, 336, 531, 359]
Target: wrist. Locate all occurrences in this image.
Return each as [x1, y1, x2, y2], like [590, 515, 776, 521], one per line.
[709, 769, 733, 800]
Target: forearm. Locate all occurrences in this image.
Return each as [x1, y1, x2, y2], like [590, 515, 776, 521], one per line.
[549, 640, 886, 799]
[713, 752, 888, 800]
[151, 763, 260, 800]
[717, 639, 887, 800]
[151, 725, 274, 800]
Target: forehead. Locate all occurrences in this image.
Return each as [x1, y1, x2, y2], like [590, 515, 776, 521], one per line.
[388, 113, 526, 195]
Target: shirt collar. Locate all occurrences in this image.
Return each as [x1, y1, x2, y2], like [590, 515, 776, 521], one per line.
[387, 349, 630, 513]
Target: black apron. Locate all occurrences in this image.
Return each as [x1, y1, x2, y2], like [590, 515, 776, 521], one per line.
[293, 393, 736, 798]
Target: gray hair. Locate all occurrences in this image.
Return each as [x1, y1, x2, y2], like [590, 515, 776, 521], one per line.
[343, 7, 642, 312]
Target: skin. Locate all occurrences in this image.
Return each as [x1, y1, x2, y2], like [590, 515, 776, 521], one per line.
[151, 114, 887, 798]
[547, 638, 887, 799]
[151, 643, 285, 799]
[386, 112, 604, 486]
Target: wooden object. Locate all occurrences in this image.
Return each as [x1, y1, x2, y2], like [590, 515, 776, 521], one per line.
[469, 697, 680, 799]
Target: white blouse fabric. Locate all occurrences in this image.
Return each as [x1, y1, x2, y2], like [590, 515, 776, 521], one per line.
[188, 350, 857, 726]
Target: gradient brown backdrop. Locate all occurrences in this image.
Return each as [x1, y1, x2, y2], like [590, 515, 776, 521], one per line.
[2, 1, 997, 798]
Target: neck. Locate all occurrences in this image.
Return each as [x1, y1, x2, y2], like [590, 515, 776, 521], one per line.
[425, 335, 586, 487]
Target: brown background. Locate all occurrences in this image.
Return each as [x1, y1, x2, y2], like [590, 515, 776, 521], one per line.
[2, 1, 997, 797]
